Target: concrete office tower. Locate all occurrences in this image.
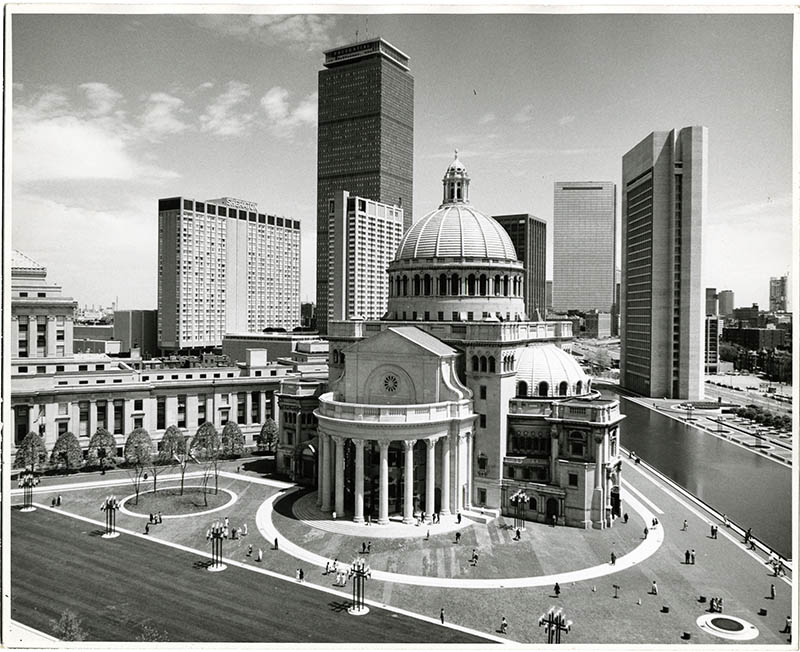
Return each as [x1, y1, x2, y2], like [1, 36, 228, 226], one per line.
[552, 182, 616, 312]
[114, 309, 158, 357]
[705, 288, 718, 316]
[327, 191, 404, 330]
[158, 196, 301, 352]
[718, 290, 734, 317]
[705, 316, 723, 374]
[769, 276, 788, 312]
[316, 38, 414, 334]
[494, 214, 547, 319]
[621, 127, 707, 400]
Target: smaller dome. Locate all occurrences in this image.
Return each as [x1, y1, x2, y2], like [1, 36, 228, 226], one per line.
[514, 344, 590, 399]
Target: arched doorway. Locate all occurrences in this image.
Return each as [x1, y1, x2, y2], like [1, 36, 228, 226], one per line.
[546, 497, 559, 521]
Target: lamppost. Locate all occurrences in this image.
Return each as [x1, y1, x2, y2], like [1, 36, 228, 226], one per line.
[510, 490, 528, 531]
[538, 606, 572, 644]
[207, 521, 227, 572]
[347, 557, 371, 615]
[100, 496, 121, 538]
[18, 469, 39, 512]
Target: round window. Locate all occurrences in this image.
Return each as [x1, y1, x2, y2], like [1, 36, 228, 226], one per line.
[384, 374, 399, 393]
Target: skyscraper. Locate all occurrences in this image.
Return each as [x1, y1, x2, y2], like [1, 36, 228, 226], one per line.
[620, 127, 707, 400]
[157, 196, 301, 352]
[769, 276, 788, 312]
[705, 288, 718, 316]
[316, 38, 414, 334]
[552, 181, 616, 312]
[494, 214, 547, 319]
[718, 290, 734, 317]
[327, 191, 404, 330]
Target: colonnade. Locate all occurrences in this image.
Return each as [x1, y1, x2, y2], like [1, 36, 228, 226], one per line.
[316, 432, 472, 524]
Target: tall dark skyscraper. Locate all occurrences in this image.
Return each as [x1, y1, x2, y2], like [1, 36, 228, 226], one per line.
[316, 38, 414, 334]
[494, 214, 547, 319]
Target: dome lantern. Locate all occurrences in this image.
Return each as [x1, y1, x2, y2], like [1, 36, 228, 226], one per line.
[442, 149, 470, 206]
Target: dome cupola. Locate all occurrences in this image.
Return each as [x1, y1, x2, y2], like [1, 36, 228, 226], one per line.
[441, 150, 471, 205]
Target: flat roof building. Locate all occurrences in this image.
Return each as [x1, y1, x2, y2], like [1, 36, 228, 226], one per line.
[494, 213, 547, 319]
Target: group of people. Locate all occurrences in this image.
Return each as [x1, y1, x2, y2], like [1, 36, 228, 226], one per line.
[709, 596, 724, 612]
[148, 512, 163, 524]
[246, 544, 264, 562]
[360, 541, 372, 554]
[324, 558, 349, 585]
[50, 495, 62, 507]
[684, 549, 696, 565]
[768, 554, 786, 577]
[295, 568, 305, 582]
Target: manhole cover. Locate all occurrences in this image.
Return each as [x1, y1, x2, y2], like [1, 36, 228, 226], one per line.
[711, 617, 745, 632]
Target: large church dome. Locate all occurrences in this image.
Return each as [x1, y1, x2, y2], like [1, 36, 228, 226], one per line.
[514, 343, 591, 398]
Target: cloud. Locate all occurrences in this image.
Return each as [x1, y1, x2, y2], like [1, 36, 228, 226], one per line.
[80, 82, 123, 116]
[260, 87, 317, 136]
[513, 104, 536, 124]
[140, 92, 189, 140]
[192, 15, 337, 51]
[479, 112, 496, 125]
[200, 81, 254, 136]
[558, 114, 576, 126]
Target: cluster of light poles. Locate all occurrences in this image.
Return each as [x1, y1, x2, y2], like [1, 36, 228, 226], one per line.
[510, 490, 529, 531]
[18, 470, 40, 512]
[100, 496, 121, 538]
[207, 521, 227, 572]
[538, 606, 572, 644]
[347, 558, 371, 615]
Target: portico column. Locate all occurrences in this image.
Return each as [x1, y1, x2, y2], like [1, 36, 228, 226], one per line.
[378, 441, 390, 525]
[465, 432, 473, 509]
[321, 433, 332, 512]
[402, 440, 416, 524]
[425, 438, 437, 522]
[316, 432, 323, 506]
[333, 435, 345, 516]
[440, 434, 451, 516]
[89, 401, 97, 436]
[245, 392, 252, 425]
[454, 434, 462, 514]
[353, 439, 365, 523]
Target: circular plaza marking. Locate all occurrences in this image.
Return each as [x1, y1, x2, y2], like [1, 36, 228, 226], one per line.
[118, 485, 238, 520]
[696, 614, 759, 641]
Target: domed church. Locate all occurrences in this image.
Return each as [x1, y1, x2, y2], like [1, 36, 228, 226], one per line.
[316, 154, 625, 529]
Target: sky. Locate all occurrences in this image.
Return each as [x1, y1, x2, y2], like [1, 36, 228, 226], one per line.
[9, 10, 794, 311]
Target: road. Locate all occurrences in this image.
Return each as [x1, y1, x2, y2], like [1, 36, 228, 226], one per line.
[11, 508, 491, 644]
[704, 383, 792, 415]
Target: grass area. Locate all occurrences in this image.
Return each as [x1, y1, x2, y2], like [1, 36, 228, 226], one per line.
[125, 487, 229, 515]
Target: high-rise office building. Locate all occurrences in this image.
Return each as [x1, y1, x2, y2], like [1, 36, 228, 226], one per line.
[157, 196, 301, 352]
[316, 38, 414, 334]
[552, 181, 616, 312]
[705, 316, 723, 374]
[114, 309, 158, 357]
[769, 276, 788, 312]
[494, 214, 547, 319]
[620, 127, 707, 400]
[326, 191, 404, 331]
[718, 290, 734, 317]
[705, 288, 718, 316]
[545, 280, 553, 313]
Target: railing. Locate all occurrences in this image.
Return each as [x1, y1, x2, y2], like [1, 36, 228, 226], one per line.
[327, 319, 575, 342]
[317, 392, 473, 424]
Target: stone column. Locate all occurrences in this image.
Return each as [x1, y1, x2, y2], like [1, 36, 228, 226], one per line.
[245, 392, 253, 425]
[402, 440, 416, 524]
[316, 432, 324, 506]
[353, 439, 365, 523]
[89, 401, 97, 436]
[465, 432, 473, 509]
[549, 425, 559, 483]
[454, 434, 462, 514]
[166, 396, 178, 428]
[333, 435, 345, 516]
[378, 441, 390, 525]
[107, 400, 115, 436]
[321, 433, 332, 512]
[425, 438, 437, 522]
[440, 434, 451, 516]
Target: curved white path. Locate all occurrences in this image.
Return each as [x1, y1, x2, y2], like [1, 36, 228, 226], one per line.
[118, 486, 238, 519]
[256, 481, 664, 589]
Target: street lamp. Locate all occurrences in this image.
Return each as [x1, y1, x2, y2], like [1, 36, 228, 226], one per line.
[100, 496, 121, 538]
[510, 490, 528, 531]
[538, 606, 572, 644]
[347, 557, 372, 615]
[206, 521, 227, 572]
[18, 469, 40, 512]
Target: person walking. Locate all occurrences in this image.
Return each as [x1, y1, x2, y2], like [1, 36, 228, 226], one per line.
[623, 512, 629, 524]
[242, 523, 248, 536]
[690, 549, 696, 565]
[426, 529, 430, 541]
[440, 608, 445, 624]
[274, 537, 279, 550]
[299, 568, 304, 582]
[781, 616, 791, 634]
[515, 528, 521, 541]
[643, 527, 648, 539]
[367, 541, 372, 554]
[362, 541, 367, 554]
[554, 582, 561, 597]
[247, 544, 253, 556]
[770, 583, 776, 600]
[455, 532, 461, 544]
[457, 512, 462, 524]
[144, 523, 150, 535]
[685, 550, 691, 564]
[500, 617, 508, 634]
[651, 580, 658, 596]
[256, 548, 263, 562]
[682, 519, 688, 531]
[610, 551, 616, 565]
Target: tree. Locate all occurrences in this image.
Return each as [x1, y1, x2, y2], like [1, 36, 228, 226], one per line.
[87, 427, 116, 473]
[160, 425, 188, 495]
[124, 428, 153, 504]
[190, 422, 221, 500]
[50, 609, 86, 641]
[259, 418, 278, 453]
[49, 432, 83, 472]
[221, 422, 245, 458]
[14, 431, 47, 471]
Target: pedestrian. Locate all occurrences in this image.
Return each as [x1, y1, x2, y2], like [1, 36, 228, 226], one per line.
[770, 583, 776, 600]
[274, 537, 279, 550]
[362, 541, 367, 554]
[744, 527, 752, 544]
[440, 608, 445, 624]
[56, 495, 62, 506]
[457, 512, 462, 524]
[299, 568, 304, 582]
[685, 550, 690, 564]
[426, 529, 430, 540]
[554, 582, 561, 597]
[367, 541, 371, 554]
[144, 523, 150, 535]
[712, 525, 717, 539]
[51, 498, 56, 508]
[515, 528, 521, 541]
[690, 549, 696, 565]
[781, 616, 791, 634]
[651, 518, 656, 527]
[242, 523, 248, 536]
[325, 561, 330, 575]
[224, 516, 229, 528]
[777, 561, 785, 577]
[473, 552, 479, 566]
[643, 527, 648, 539]
[149, 513, 154, 523]
[682, 519, 688, 531]
[551, 514, 557, 527]
[623, 512, 629, 524]
[500, 616, 508, 634]
[237, 466, 241, 473]
[610, 551, 616, 565]
[158, 511, 163, 523]
[723, 514, 729, 527]
[651, 580, 658, 596]
[256, 548, 263, 562]
[333, 558, 338, 574]
[247, 544, 253, 556]
[455, 532, 461, 544]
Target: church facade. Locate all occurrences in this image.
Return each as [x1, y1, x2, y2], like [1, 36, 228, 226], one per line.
[315, 155, 625, 529]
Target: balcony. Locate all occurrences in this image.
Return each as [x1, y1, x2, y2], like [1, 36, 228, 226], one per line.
[317, 392, 474, 424]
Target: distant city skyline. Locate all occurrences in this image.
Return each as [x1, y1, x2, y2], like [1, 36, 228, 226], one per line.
[10, 11, 793, 310]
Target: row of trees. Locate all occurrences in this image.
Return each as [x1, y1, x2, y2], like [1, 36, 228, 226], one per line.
[735, 405, 792, 431]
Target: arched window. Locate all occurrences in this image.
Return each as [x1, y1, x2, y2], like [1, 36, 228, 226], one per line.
[479, 274, 488, 296]
[480, 356, 488, 372]
[332, 350, 339, 363]
[576, 381, 583, 394]
[488, 356, 496, 373]
[471, 355, 479, 372]
[538, 381, 549, 397]
[423, 274, 432, 295]
[559, 381, 568, 396]
[503, 276, 509, 296]
[468, 274, 477, 296]
[439, 273, 448, 295]
[517, 381, 528, 397]
[528, 496, 537, 512]
[451, 274, 460, 296]
[413, 275, 421, 296]
[494, 275, 501, 296]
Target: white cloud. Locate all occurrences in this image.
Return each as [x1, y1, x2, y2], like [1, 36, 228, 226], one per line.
[200, 81, 254, 136]
[513, 104, 536, 124]
[558, 114, 576, 126]
[80, 82, 123, 116]
[140, 92, 189, 140]
[192, 15, 337, 51]
[260, 87, 317, 137]
[479, 112, 496, 125]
